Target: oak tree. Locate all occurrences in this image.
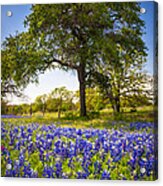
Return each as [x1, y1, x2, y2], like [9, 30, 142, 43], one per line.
[2, 2, 146, 116]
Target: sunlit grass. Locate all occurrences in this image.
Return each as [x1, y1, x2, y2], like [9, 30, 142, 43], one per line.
[2, 106, 154, 130]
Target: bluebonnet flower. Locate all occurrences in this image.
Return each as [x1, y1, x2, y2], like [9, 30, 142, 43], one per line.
[1, 121, 156, 179]
[101, 170, 111, 179]
[43, 165, 54, 178]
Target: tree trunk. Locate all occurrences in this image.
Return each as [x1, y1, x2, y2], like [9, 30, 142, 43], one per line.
[58, 106, 61, 119]
[113, 100, 120, 113]
[30, 104, 32, 116]
[113, 95, 120, 113]
[113, 82, 121, 113]
[77, 64, 87, 117]
[58, 98, 62, 119]
[42, 104, 45, 116]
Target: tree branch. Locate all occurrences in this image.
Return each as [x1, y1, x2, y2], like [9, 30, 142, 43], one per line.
[43, 57, 79, 71]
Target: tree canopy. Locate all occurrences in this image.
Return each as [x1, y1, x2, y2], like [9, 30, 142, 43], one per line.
[1, 2, 147, 116]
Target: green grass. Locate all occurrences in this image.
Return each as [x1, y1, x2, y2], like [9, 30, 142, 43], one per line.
[2, 106, 154, 130]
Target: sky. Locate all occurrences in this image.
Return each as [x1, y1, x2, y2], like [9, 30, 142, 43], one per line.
[1, 2, 156, 104]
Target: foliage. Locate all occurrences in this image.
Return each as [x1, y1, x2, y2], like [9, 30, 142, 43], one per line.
[1, 2, 147, 116]
[75, 87, 106, 112]
[1, 121, 156, 180]
[1, 48, 23, 98]
[48, 86, 74, 118]
[33, 94, 47, 116]
[1, 99, 8, 114]
[84, 3, 148, 113]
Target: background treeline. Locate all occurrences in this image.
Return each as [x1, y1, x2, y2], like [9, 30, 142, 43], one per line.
[2, 84, 153, 118]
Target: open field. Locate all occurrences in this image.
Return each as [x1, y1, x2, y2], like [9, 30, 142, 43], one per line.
[2, 106, 154, 129]
[1, 106, 157, 180]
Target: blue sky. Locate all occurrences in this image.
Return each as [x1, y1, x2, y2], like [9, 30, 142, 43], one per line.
[1, 2, 156, 104]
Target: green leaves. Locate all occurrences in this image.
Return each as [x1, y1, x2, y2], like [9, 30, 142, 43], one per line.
[28, 152, 44, 177]
[2, 2, 147, 116]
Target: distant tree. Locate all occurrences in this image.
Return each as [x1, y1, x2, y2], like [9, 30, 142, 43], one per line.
[34, 94, 47, 116]
[91, 70, 152, 113]
[1, 3, 146, 117]
[6, 105, 23, 115]
[86, 87, 106, 111]
[1, 98, 9, 114]
[50, 87, 73, 119]
[20, 103, 33, 116]
[46, 97, 58, 113]
[21, 104, 28, 114]
[76, 88, 105, 112]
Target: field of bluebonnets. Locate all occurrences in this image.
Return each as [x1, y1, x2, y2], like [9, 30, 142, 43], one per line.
[1, 110, 157, 180]
[1, 2, 158, 181]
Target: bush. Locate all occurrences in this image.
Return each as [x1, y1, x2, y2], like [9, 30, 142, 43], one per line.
[88, 111, 100, 119]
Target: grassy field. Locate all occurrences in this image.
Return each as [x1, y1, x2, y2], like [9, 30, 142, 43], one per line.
[1, 105, 157, 180]
[2, 106, 154, 129]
